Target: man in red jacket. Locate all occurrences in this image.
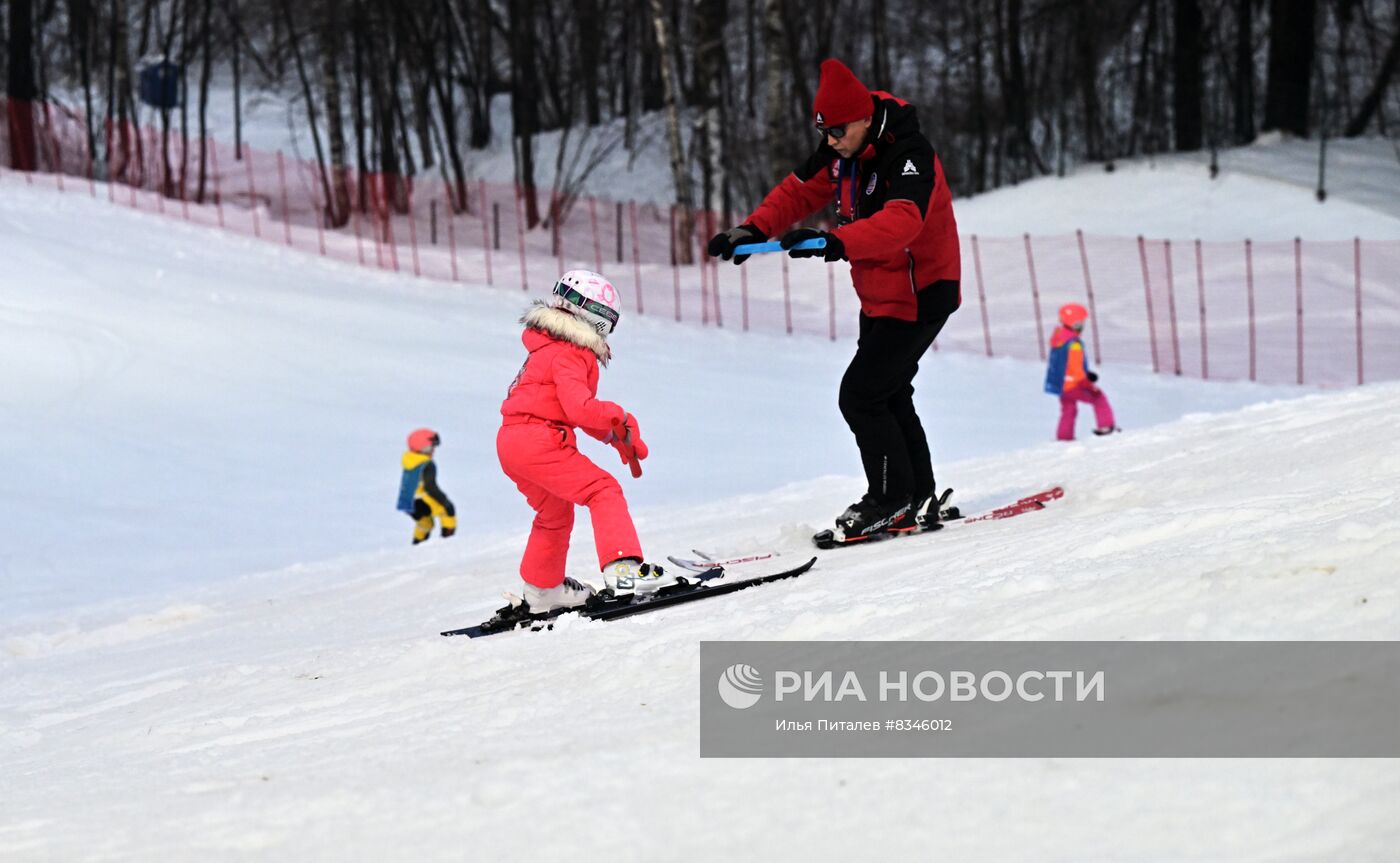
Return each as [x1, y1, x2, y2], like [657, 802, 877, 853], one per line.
[708, 58, 962, 543]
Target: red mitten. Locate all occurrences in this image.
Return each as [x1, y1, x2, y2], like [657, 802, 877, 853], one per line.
[611, 413, 648, 466]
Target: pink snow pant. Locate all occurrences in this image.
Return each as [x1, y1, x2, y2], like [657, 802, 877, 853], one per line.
[497, 421, 642, 588]
[1057, 387, 1116, 441]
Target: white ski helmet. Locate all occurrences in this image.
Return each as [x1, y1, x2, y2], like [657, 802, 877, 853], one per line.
[550, 269, 621, 335]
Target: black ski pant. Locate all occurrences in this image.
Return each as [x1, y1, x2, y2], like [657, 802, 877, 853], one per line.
[838, 281, 958, 505]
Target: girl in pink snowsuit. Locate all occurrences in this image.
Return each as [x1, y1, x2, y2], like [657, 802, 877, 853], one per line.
[497, 270, 663, 610]
[1045, 303, 1118, 441]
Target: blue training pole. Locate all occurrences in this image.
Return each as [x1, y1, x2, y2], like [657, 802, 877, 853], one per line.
[732, 238, 827, 256]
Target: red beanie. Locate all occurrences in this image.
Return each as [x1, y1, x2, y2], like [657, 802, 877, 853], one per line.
[812, 59, 872, 127]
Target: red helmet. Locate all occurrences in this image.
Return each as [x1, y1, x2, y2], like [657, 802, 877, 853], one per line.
[1059, 303, 1089, 328]
[407, 428, 440, 453]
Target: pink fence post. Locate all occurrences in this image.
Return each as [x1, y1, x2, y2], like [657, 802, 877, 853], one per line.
[351, 180, 368, 266]
[243, 143, 261, 238]
[589, 197, 603, 273]
[1293, 237, 1304, 384]
[514, 183, 529, 293]
[208, 138, 225, 227]
[1245, 238, 1257, 382]
[669, 206, 682, 321]
[1195, 239, 1208, 380]
[299, 157, 326, 256]
[444, 180, 459, 281]
[179, 135, 191, 221]
[84, 126, 96, 197]
[1137, 236, 1161, 373]
[782, 256, 793, 335]
[1024, 233, 1046, 360]
[479, 179, 493, 285]
[697, 213, 710, 326]
[1076, 230, 1103, 363]
[368, 176, 386, 268]
[153, 128, 167, 215]
[629, 201, 644, 315]
[1163, 239, 1181, 375]
[381, 176, 401, 272]
[827, 263, 837, 341]
[276, 151, 293, 246]
[971, 235, 993, 356]
[1354, 238, 1364, 386]
[406, 181, 422, 277]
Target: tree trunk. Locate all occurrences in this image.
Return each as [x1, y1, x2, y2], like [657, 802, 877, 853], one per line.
[227, 0, 242, 158]
[762, 0, 787, 187]
[692, 0, 727, 215]
[196, 0, 213, 201]
[578, 0, 602, 125]
[649, 0, 694, 263]
[7, 0, 39, 171]
[1173, 0, 1203, 150]
[1233, 0, 1255, 143]
[280, 0, 337, 227]
[1262, 0, 1316, 136]
[320, 0, 351, 225]
[508, 0, 541, 227]
[1344, 15, 1400, 136]
[1077, 2, 1104, 162]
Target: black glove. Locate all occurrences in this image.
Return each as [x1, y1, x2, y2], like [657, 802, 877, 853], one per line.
[440, 526, 456, 538]
[1087, 371, 1099, 383]
[779, 227, 845, 262]
[707, 224, 765, 264]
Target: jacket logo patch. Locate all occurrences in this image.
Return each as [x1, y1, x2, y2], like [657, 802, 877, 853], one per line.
[815, 111, 825, 125]
[865, 173, 878, 195]
[901, 159, 919, 176]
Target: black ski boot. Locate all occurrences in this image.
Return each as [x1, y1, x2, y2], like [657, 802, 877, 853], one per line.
[810, 494, 913, 548]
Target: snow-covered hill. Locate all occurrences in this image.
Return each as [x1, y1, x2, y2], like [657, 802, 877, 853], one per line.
[3, 134, 1400, 860]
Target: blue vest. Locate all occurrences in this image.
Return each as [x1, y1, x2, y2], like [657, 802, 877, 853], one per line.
[397, 463, 426, 512]
[1044, 335, 1090, 396]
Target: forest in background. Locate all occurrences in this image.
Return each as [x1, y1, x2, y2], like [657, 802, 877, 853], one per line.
[5, 0, 1400, 248]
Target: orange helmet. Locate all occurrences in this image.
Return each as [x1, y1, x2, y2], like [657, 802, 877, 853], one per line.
[407, 428, 440, 453]
[1059, 303, 1089, 327]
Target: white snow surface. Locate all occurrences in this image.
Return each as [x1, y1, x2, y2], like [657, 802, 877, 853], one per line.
[3, 155, 1400, 859]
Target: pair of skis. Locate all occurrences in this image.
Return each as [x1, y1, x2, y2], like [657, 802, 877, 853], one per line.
[441, 486, 1064, 639]
[811, 486, 1065, 550]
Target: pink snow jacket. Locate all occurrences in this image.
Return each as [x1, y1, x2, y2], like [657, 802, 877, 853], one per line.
[500, 304, 624, 443]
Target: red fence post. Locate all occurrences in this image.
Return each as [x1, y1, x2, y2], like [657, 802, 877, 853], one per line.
[1076, 229, 1102, 363]
[589, 197, 603, 273]
[697, 212, 710, 327]
[479, 179, 493, 285]
[1024, 233, 1046, 360]
[406, 180, 422, 277]
[971, 235, 993, 357]
[1245, 238, 1257, 382]
[1294, 236, 1304, 385]
[1195, 239, 1208, 380]
[828, 264, 837, 341]
[782, 256, 793, 335]
[1354, 238, 1364, 386]
[276, 150, 292, 246]
[243, 143, 261, 239]
[1163, 239, 1182, 375]
[629, 201, 643, 314]
[514, 183, 529, 293]
[444, 179, 459, 281]
[209, 138, 225, 227]
[1137, 235, 1161, 373]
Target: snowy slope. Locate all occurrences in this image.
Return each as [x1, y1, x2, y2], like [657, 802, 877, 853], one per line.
[3, 381, 1398, 861]
[3, 142, 1400, 860]
[0, 176, 1297, 620]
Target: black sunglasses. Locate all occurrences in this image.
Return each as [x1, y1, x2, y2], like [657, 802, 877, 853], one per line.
[818, 123, 850, 140]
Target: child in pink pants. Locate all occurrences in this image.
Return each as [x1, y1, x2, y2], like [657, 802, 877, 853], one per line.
[1044, 304, 1118, 441]
[497, 270, 669, 612]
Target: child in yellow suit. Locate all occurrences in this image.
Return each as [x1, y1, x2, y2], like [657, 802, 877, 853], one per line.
[398, 428, 456, 544]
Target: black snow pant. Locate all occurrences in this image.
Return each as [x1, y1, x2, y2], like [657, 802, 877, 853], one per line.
[838, 280, 959, 505]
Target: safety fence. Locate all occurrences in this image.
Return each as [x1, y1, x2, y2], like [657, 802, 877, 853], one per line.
[5, 97, 1398, 387]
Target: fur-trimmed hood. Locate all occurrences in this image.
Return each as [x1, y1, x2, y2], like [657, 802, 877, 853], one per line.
[521, 302, 611, 365]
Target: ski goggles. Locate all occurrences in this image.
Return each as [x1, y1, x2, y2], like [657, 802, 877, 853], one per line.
[552, 280, 620, 333]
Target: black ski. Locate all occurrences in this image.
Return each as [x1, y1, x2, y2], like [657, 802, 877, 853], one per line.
[442, 556, 817, 638]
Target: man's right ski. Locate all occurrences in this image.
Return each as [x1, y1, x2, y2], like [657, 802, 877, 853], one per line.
[813, 486, 1064, 550]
